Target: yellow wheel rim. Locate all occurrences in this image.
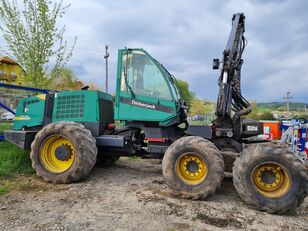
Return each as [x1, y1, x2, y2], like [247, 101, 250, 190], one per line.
[252, 162, 291, 198]
[40, 135, 75, 173]
[176, 153, 207, 185]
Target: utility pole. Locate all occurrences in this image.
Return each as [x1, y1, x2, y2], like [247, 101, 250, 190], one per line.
[104, 45, 109, 93]
[283, 91, 292, 119]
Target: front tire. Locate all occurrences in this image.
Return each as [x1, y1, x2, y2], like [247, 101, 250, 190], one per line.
[30, 122, 97, 183]
[233, 144, 308, 214]
[162, 136, 224, 200]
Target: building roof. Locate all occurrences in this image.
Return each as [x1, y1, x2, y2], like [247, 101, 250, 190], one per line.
[0, 56, 18, 65]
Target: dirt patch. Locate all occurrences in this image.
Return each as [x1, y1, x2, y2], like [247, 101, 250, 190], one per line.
[195, 213, 243, 228]
[0, 158, 307, 231]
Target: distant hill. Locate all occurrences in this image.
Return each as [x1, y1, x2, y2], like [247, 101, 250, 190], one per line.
[257, 102, 307, 111]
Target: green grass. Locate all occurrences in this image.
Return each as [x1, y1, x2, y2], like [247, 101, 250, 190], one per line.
[0, 123, 32, 179]
[189, 120, 208, 126]
[0, 141, 33, 179]
[0, 123, 12, 134]
[0, 180, 21, 195]
[0, 141, 33, 195]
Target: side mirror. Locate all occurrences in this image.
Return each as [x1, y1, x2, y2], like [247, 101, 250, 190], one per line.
[212, 59, 220, 70]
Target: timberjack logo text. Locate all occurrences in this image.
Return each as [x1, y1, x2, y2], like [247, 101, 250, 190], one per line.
[131, 100, 156, 110]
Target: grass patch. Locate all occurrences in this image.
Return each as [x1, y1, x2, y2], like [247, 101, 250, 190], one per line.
[0, 123, 12, 134]
[127, 156, 139, 160]
[0, 184, 9, 195]
[0, 179, 23, 195]
[0, 141, 33, 195]
[0, 141, 33, 179]
[189, 120, 208, 126]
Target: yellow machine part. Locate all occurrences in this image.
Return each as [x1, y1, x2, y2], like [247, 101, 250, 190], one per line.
[176, 153, 208, 185]
[40, 135, 75, 173]
[252, 163, 291, 198]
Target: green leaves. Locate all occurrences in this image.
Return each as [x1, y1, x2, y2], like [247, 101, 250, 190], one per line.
[0, 0, 76, 88]
[177, 79, 194, 108]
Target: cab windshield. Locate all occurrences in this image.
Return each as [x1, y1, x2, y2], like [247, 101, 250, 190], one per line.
[121, 50, 173, 101]
[153, 59, 181, 102]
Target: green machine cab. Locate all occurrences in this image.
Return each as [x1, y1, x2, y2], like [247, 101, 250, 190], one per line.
[114, 49, 183, 126]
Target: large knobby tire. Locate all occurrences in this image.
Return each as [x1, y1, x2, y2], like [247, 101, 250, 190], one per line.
[30, 122, 97, 183]
[233, 143, 308, 214]
[162, 136, 224, 200]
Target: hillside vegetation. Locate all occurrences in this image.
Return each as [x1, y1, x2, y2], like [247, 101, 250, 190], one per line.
[257, 102, 307, 111]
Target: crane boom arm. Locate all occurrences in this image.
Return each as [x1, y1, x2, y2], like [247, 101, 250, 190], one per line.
[214, 13, 251, 121]
[211, 13, 258, 142]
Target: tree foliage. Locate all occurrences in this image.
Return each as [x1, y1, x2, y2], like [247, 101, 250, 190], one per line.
[204, 101, 215, 114]
[246, 101, 275, 120]
[176, 79, 194, 107]
[258, 111, 275, 120]
[49, 67, 81, 90]
[190, 99, 206, 115]
[189, 99, 215, 116]
[246, 101, 259, 119]
[0, 0, 76, 87]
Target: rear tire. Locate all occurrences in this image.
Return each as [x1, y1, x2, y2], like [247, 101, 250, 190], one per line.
[233, 143, 308, 214]
[162, 136, 224, 200]
[30, 122, 97, 183]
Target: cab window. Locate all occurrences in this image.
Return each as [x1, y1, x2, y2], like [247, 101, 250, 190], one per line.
[121, 50, 172, 100]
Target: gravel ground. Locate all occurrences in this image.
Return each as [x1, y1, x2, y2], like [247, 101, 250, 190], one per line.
[0, 158, 307, 231]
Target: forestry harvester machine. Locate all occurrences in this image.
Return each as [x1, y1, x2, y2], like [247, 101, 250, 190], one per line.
[5, 13, 307, 214]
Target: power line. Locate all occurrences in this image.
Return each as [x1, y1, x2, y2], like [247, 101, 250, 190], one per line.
[64, 36, 103, 45]
[74, 47, 105, 56]
[63, 36, 107, 56]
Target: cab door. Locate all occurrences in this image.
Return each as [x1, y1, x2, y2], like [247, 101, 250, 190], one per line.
[115, 49, 176, 123]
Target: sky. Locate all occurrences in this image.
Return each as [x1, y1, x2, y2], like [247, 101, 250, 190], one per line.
[1, 0, 308, 103]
